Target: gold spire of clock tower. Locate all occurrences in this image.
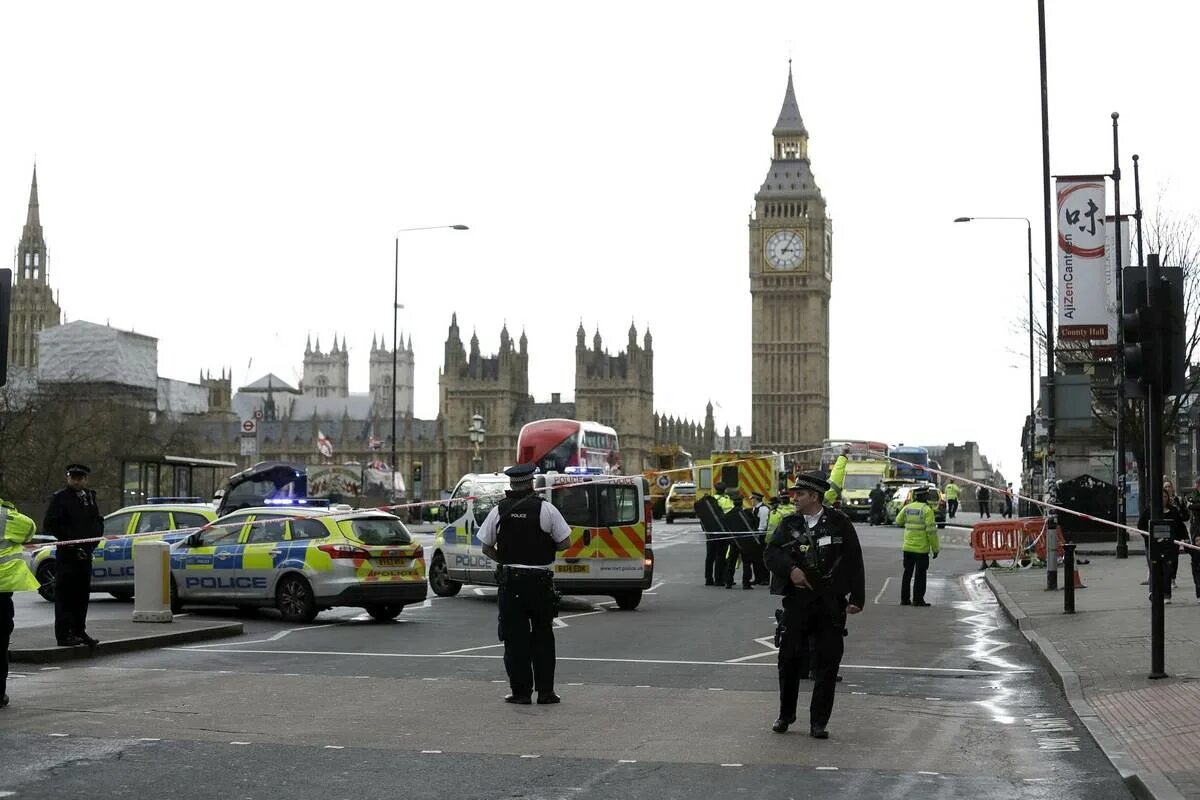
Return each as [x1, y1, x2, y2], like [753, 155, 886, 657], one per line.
[748, 65, 832, 463]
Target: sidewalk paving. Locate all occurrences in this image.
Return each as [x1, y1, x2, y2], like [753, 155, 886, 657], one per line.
[988, 554, 1200, 800]
[9, 617, 244, 663]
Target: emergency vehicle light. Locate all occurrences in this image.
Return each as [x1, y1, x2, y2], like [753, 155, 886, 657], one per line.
[263, 497, 332, 508]
[563, 466, 603, 475]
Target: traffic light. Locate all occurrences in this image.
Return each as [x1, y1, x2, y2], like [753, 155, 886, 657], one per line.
[0, 269, 10, 387]
[1122, 263, 1185, 396]
[1123, 296, 1161, 393]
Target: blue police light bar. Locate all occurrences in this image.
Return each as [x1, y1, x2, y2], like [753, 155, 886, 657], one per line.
[263, 497, 331, 508]
[148, 496, 205, 504]
[563, 466, 603, 475]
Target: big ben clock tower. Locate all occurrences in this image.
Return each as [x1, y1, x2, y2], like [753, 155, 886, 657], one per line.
[749, 65, 832, 461]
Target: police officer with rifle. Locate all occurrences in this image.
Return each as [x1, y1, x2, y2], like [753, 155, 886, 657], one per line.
[764, 471, 865, 739]
[477, 464, 572, 705]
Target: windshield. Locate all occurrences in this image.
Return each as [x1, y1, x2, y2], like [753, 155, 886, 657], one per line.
[844, 474, 880, 491]
[342, 517, 412, 546]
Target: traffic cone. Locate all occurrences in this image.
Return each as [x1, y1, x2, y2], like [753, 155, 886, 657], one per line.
[1072, 568, 1086, 589]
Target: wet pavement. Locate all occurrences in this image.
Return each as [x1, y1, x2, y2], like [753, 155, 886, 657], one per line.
[990, 553, 1200, 799]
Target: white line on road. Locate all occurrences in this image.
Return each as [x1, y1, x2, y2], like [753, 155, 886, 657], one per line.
[618, 759, 637, 763]
[720, 763, 742, 768]
[520, 754, 540, 759]
[421, 750, 442, 754]
[725, 636, 777, 663]
[183, 622, 343, 649]
[873, 577, 892, 605]
[48, 733, 69, 737]
[439, 643, 504, 655]
[229, 741, 251, 745]
[324, 745, 344, 749]
[816, 766, 839, 771]
[138, 737, 161, 742]
[161, 646, 1031, 674]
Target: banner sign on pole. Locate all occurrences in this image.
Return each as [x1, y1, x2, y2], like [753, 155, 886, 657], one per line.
[1056, 176, 1109, 340]
[1102, 215, 1131, 347]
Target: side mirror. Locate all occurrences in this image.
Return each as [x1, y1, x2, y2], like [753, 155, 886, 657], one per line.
[186, 531, 203, 548]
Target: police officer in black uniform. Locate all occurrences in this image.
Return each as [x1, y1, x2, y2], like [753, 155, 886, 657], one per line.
[764, 471, 865, 739]
[43, 464, 104, 648]
[477, 463, 572, 705]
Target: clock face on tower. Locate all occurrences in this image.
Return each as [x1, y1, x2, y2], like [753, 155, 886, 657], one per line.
[765, 230, 805, 270]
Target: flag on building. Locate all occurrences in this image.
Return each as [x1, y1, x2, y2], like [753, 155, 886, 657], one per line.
[317, 430, 334, 459]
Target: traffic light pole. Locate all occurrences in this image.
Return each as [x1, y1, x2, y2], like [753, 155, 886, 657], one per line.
[1038, 0, 1058, 591]
[1112, 113, 1128, 558]
[1145, 255, 1167, 679]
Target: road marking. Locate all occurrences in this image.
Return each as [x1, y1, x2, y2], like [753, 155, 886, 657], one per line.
[720, 763, 742, 768]
[646, 581, 665, 592]
[138, 737, 161, 742]
[48, 733, 69, 737]
[422, 750, 442, 754]
[873, 577, 892, 605]
[229, 741, 251, 746]
[520, 754, 540, 759]
[567, 682, 583, 686]
[707, 687, 724, 691]
[635, 684, 651, 688]
[0, 791, 16, 797]
[422, 677, 438, 681]
[161, 647, 1030, 674]
[324, 745, 344, 749]
[726, 635, 778, 663]
[40, 667, 61, 671]
[440, 643, 504, 655]
[917, 771, 940, 776]
[183, 622, 343, 649]
[816, 766, 839, 771]
[925, 697, 941, 701]
[618, 759, 637, 763]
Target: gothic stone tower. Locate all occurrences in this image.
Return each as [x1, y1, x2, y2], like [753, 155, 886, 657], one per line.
[369, 332, 414, 418]
[574, 323, 654, 474]
[8, 167, 62, 369]
[749, 66, 832, 458]
[439, 315, 529, 484]
[301, 334, 350, 398]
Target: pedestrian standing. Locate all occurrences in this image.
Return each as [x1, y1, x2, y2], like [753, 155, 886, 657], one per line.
[705, 482, 734, 586]
[868, 482, 887, 526]
[977, 484, 991, 518]
[1186, 479, 1200, 600]
[895, 487, 939, 606]
[750, 491, 771, 586]
[722, 490, 747, 589]
[477, 463, 571, 705]
[944, 480, 960, 519]
[1, 498, 42, 708]
[43, 464, 103, 648]
[1000, 483, 1015, 519]
[764, 472, 865, 739]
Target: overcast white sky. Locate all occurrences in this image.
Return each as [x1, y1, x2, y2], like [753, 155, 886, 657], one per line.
[3, 1, 1196, 482]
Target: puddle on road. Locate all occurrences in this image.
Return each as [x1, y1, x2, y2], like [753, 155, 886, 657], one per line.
[957, 573, 1024, 725]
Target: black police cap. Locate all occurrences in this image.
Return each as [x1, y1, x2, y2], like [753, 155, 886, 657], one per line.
[504, 463, 538, 482]
[65, 463, 91, 476]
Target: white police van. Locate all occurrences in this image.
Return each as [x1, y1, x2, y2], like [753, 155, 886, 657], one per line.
[427, 468, 654, 610]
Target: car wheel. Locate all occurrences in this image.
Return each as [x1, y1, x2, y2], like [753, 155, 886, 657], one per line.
[665, 514, 675, 524]
[365, 603, 403, 621]
[169, 575, 183, 613]
[612, 590, 642, 611]
[276, 574, 319, 623]
[428, 553, 462, 597]
[36, 561, 57, 603]
[109, 590, 134, 601]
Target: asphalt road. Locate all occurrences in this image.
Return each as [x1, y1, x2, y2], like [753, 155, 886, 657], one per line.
[1, 519, 1131, 800]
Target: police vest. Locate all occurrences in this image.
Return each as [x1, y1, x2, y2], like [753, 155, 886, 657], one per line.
[495, 492, 556, 566]
[772, 513, 844, 589]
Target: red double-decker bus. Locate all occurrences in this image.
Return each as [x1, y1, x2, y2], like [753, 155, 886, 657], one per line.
[516, 419, 620, 474]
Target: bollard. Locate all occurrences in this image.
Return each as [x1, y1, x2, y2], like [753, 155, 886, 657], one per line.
[1045, 514, 1058, 591]
[1063, 543, 1075, 614]
[132, 540, 173, 623]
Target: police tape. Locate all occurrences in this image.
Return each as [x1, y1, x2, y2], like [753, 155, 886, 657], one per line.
[862, 446, 1200, 554]
[27, 495, 479, 551]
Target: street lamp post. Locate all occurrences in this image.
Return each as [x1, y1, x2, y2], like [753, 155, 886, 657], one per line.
[391, 224, 469, 496]
[954, 216, 1036, 506]
[468, 414, 487, 473]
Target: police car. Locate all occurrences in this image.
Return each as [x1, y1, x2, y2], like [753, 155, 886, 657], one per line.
[169, 500, 427, 623]
[33, 498, 218, 603]
[427, 468, 654, 610]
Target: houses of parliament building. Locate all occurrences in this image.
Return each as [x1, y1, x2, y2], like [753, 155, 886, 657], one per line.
[7, 66, 829, 496]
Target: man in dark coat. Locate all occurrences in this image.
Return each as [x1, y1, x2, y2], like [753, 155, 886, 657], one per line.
[43, 464, 104, 648]
[868, 483, 887, 526]
[764, 471, 865, 740]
